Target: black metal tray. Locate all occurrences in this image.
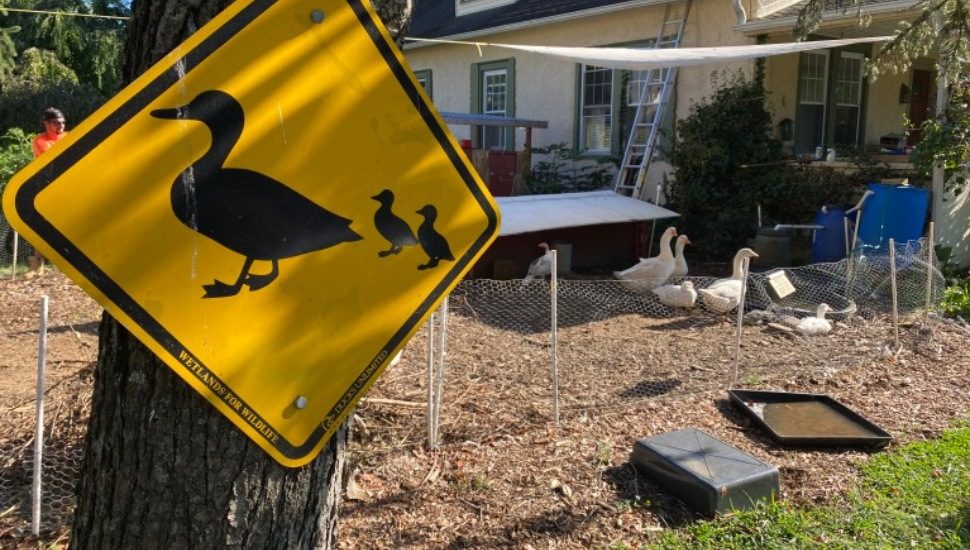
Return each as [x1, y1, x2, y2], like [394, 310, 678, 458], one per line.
[728, 389, 892, 448]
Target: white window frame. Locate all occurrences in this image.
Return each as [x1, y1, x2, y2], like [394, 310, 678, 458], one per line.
[579, 64, 614, 155]
[481, 68, 508, 149]
[456, 0, 517, 17]
[799, 51, 829, 107]
[835, 51, 864, 143]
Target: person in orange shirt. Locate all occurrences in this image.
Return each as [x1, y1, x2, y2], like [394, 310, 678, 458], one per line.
[26, 108, 68, 274]
[32, 107, 68, 157]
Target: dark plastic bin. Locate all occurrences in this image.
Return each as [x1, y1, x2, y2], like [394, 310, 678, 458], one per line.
[631, 428, 780, 516]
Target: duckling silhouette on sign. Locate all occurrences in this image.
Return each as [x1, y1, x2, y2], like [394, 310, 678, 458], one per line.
[371, 189, 417, 257]
[415, 205, 453, 270]
[151, 90, 362, 298]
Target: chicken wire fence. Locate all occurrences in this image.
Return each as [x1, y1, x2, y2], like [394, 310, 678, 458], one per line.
[1, 221, 37, 276]
[361, 237, 944, 448]
[0, 239, 944, 538]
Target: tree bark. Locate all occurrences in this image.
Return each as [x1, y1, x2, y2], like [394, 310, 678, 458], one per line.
[72, 1, 411, 547]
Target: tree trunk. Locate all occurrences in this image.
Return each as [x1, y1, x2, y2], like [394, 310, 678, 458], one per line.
[71, 1, 411, 547]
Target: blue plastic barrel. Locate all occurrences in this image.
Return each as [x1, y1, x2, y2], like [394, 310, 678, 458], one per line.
[811, 206, 854, 263]
[856, 183, 930, 250]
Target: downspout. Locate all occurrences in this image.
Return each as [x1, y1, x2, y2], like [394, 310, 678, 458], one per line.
[732, 0, 748, 25]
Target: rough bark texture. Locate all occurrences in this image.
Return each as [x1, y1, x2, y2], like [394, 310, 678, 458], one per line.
[72, 314, 347, 549]
[68, 0, 419, 546]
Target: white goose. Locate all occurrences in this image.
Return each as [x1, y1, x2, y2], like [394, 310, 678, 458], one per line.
[524, 242, 554, 281]
[697, 248, 759, 313]
[672, 234, 691, 278]
[652, 280, 697, 309]
[613, 227, 678, 292]
[795, 303, 833, 336]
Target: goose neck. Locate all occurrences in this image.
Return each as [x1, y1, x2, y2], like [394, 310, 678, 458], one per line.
[730, 254, 747, 279]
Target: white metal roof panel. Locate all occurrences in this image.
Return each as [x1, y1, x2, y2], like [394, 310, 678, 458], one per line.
[496, 190, 679, 236]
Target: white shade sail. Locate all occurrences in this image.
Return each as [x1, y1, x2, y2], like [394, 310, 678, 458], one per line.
[407, 36, 892, 70]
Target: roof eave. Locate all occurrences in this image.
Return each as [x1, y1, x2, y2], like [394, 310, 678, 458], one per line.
[734, 0, 920, 35]
[405, 0, 671, 49]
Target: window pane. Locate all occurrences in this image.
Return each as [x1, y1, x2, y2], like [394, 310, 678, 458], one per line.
[799, 53, 827, 104]
[582, 64, 612, 152]
[483, 70, 507, 114]
[835, 55, 862, 106]
[481, 68, 508, 149]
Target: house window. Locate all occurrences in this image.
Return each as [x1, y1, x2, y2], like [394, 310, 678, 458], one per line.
[833, 52, 864, 147]
[578, 56, 676, 158]
[795, 51, 828, 155]
[795, 48, 869, 155]
[456, 0, 517, 17]
[580, 64, 613, 153]
[413, 69, 432, 99]
[471, 58, 515, 150]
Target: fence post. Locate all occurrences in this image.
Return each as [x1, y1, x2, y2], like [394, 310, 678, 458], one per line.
[550, 251, 559, 425]
[32, 295, 49, 536]
[731, 257, 751, 387]
[426, 313, 436, 449]
[11, 231, 20, 281]
[889, 238, 900, 351]
[434, 297, 448, 445]
[925, 222, 936, 321]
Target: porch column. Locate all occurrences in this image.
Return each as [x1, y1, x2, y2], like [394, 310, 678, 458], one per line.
[930, 16, 970, 267]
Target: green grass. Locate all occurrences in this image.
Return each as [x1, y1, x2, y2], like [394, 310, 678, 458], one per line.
[645, 420, 970, 549]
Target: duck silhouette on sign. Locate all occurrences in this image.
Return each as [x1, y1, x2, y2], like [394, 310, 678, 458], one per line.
[371, 189, 417, 257]
[151, 90, 362, 298]
[415, 205, 454, 270]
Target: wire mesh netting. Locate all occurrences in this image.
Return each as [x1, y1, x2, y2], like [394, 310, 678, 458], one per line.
[0, 219, 38, 275]
[0, 239, 946, 539]
[0, 278, 99, 541]
[359, 238, 945, 448]
[0, 383, 91, 539]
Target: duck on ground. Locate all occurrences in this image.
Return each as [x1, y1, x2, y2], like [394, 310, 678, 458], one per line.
[415, 205, 454, 269]
[613, 227, 678, 292]
[524, 242, 554, 282]
[151, 90, 362, 298]
[696, 248, 759, 313]
[652, 280, 697, 309]
[672, 234, 691, 278]
[372, 189, 417, 257]
[795, 303, 833, 335]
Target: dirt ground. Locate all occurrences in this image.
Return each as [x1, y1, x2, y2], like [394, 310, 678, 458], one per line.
[1, 271, 969, 548]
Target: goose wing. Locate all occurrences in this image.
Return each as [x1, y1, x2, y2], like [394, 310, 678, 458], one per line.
[697, 288, 740, 313]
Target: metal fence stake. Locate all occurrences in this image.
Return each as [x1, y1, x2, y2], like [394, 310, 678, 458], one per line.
[889, 239, 900, 352]
[32, 295, 49, 536]
[550, 251, 559, 426]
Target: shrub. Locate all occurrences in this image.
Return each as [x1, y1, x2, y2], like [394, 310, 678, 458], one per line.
[667, 72, 783, 260]
[0, 127, 32, 196]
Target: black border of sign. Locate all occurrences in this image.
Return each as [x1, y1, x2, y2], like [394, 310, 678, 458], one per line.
[13, 0, 498, 461]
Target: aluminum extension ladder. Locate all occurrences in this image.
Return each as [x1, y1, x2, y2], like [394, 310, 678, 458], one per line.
[613, 0, 691, 199]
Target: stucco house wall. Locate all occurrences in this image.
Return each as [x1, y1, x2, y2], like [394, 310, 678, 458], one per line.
[405, 0, 755, 157]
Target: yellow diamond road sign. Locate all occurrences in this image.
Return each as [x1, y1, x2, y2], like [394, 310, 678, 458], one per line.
[2, 0, 499, 467]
